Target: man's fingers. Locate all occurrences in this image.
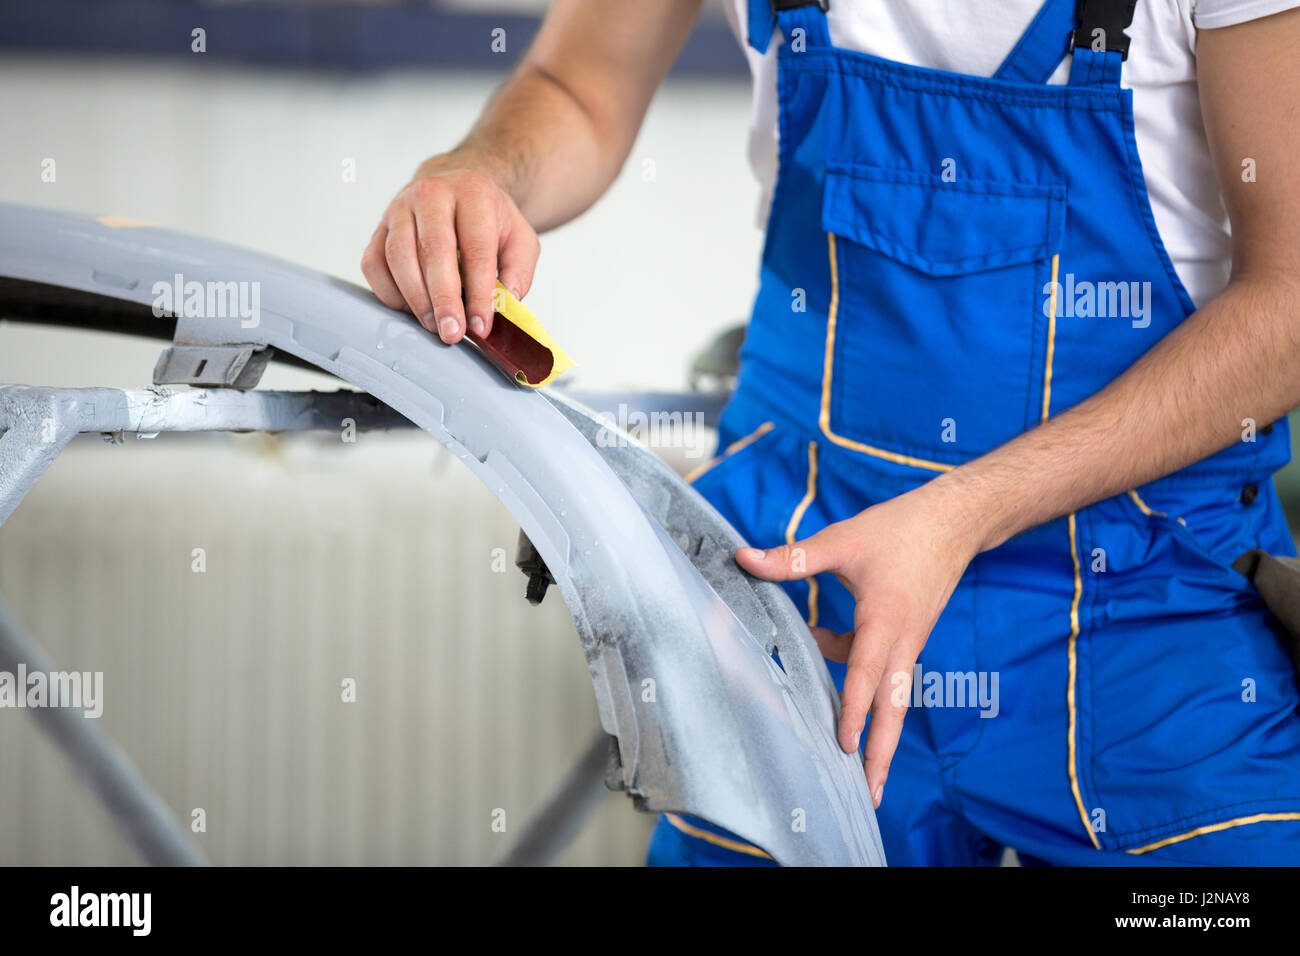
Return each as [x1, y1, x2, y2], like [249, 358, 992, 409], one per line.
[863, 647, 914, 807]
[383, 213, 436, 332]
[810, 626, 852, 663]
[455, 190, 499, 340]
[364, 171, 543, 347]
[837, 612, 898, 754]
[497, 213, 540, 306]
[411, 180, 465, 344]
[735, 527, 845, 582]
[360, 224, 405, 311]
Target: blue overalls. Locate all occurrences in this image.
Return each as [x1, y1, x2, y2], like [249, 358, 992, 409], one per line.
[648, 0, 1300, 865]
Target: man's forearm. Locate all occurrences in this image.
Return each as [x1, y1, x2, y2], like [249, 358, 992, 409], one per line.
[932, 272, 1300, 555]
[418, 65, 620, 232]
[414, 0, 703, 233]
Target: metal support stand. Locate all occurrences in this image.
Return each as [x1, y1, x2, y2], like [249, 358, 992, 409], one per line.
[495, 731, 613, 867]
[0, 385, 413, 527]
[0, 599, 207, 866]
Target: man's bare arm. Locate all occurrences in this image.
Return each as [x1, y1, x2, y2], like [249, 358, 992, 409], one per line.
[453, 0, 706, 229]
[361, 0, 704, 343]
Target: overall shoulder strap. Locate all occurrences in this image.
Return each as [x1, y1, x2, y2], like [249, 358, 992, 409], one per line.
[1068, 0, 1139, 87]
[747, 0, 831, 54]
[994, 0, 1079, 85]
[995, 0, 1138, 87]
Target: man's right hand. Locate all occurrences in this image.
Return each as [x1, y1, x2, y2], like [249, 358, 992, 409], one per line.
[360, 164, 539, 345]
[358, 0, 704, 344]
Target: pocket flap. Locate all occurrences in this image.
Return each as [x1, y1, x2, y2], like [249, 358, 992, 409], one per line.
[822, 163, 1066, 277]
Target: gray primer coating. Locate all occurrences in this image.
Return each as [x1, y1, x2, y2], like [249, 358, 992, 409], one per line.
[0, 204, 885, 866]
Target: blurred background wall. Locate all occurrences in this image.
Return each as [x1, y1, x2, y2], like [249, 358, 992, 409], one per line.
[0, 0, 760, 865]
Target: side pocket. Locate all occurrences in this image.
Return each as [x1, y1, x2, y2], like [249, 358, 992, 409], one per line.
[686, 424, 813, 563]
[684, 420, 779, 486]
[1118, 489, 1258, 598]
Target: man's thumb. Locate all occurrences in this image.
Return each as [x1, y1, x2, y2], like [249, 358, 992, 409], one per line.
[735, 539, 826, 581]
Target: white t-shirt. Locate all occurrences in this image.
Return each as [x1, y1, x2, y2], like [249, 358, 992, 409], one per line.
[720, 0, 1298, 308]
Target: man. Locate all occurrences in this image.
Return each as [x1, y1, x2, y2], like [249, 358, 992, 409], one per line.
[362, 0, 1300, 865]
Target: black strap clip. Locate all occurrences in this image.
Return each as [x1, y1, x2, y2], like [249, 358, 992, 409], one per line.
[773, 0, 829, 11]
[1072, 0, 1138, 60]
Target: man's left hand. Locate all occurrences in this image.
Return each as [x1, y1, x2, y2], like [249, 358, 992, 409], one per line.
[736, 478, 986, 808]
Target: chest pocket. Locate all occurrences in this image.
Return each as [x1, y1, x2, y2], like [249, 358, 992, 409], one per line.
[821, 162, 1066, 466]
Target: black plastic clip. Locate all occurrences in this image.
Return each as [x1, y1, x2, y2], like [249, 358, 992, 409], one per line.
[774, 0, 829, 11]
[1072, 0, 1138, 60]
